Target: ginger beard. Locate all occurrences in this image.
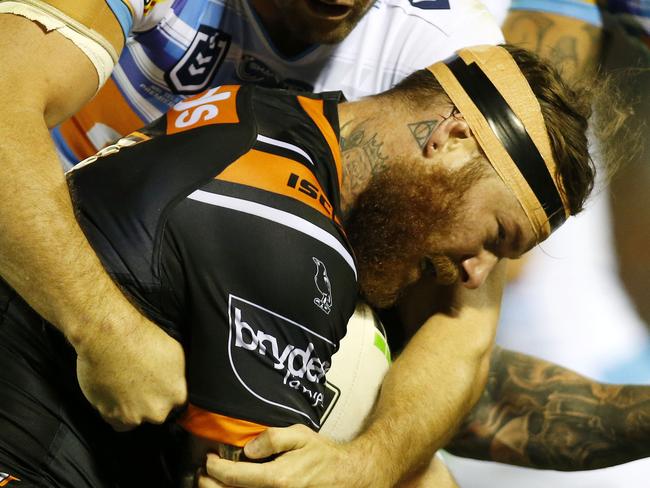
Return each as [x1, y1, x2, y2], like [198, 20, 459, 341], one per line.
[346, 159, 486, 309]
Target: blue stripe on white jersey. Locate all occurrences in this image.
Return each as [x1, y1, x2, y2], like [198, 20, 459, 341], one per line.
[54, 0, 506, 161]
[106, 0, 135, 38]
[112, 61, 166, 120]
[510, 0, 602, 26]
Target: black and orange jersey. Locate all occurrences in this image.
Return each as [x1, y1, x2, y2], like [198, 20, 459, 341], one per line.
[67, 84, 357, 445]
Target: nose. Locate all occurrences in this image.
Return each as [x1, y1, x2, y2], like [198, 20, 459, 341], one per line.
[460, 250, 498, 289]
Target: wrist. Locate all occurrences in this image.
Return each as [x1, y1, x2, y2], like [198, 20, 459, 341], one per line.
[345, 433, 396, 488]
[57, 277, 142, 353]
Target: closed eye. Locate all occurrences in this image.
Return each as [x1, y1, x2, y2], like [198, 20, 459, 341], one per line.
[488, 221, 507, 254]
[420, 257, 436, 276]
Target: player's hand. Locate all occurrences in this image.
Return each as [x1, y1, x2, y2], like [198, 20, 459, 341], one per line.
[75, 315, 187, 430]
[198, 424, 387, 488]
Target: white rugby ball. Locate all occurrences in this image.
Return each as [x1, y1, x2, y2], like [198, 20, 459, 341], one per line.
[319, 302, 392, 442]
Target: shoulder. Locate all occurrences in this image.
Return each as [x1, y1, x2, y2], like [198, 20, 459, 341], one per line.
[377, 0, 503, 31]
[364, 0, 504, 62]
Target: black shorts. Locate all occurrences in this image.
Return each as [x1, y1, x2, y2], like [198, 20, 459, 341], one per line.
[0, 280, 169, 488]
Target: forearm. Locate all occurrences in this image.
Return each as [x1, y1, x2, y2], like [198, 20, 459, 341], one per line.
[447, 347, 650, 470]
[350, 264, 506, 485]
[502, 10, 602, 81]
[0, 13, 140, 348]
[0, 11, 186, 429]
[353, 322, 492, 485]
[0, 108, 145, 347]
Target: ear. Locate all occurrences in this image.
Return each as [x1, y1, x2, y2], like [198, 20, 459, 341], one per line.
[423, 114, 471, 157]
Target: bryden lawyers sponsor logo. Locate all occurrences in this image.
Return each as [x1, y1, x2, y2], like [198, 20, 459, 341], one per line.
[228, 295, 335, 427]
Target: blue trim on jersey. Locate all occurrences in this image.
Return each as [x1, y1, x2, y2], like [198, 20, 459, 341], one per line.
[603, 342, 650, 384]
[170, 0, 190, 16]
[511, 0, 602, 26]
[172, 0, 205, 24]
[51, 127, 80, 165]
[202, 0, 227, 30]
[105, 0, 135, 39]
[116, 49, 179, 115]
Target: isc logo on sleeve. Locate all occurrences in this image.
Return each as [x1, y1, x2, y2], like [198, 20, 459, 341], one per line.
[167, 85, 240, 134]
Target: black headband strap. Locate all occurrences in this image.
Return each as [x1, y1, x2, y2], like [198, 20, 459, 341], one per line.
[446, 56, 566, 232]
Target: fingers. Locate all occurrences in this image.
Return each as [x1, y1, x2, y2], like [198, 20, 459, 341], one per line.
[198, 473, 232, 488]
[205, 455, 278, 488]
[244, 424, 313, 459]
[105, 418, 138, 432]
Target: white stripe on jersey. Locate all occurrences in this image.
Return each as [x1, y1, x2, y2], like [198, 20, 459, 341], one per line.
[112, 62, 163, 121]
[128, 42, 168, 88]
[257, 135, 315, 166]
[187, 190, 357, 279]
[160, 12, 196, 48]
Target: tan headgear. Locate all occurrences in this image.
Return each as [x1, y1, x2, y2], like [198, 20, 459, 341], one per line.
[427, 45, 570, 240]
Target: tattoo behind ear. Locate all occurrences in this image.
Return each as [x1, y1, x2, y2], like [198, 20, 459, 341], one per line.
[408, 120, 439, 149]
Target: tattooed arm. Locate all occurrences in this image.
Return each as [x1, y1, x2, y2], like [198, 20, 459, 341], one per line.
[446, 346, 650, 470]
[502, 10, 602, 80]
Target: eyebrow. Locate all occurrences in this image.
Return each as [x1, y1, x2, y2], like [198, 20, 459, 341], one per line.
[503, 217, 526, 258]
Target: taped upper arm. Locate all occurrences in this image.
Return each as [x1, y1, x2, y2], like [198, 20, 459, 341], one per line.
[0, 0, 135, 115]
[6, 0, 135, 54]
[0, 12, 103, 126]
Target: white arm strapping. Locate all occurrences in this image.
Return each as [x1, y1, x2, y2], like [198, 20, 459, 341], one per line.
[0, 0, 118, 92]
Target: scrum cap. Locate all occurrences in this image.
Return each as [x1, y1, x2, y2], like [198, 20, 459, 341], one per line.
[427, 45, 570, 241]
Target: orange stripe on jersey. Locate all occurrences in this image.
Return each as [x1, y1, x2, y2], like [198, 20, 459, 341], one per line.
[217, 150, 337, 221]
[0, 474, 20, 487]
[58, 78, 145, 160]
[126, 130, 152, 143]
[178, 404, 268, 447]
[58, 116, 99, 163]
[167, 85, 240, 135]
[297, 96, 343, 189]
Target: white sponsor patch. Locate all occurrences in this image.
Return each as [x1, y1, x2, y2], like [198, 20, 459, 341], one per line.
[227, 295, 335, 428]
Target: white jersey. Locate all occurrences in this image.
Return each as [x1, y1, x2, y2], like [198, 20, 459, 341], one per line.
[52, 0, 503, 166]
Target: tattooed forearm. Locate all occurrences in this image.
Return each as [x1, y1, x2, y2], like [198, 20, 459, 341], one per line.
[549, 36, 579, 73]
[502, 11, 602, 80]
[447, 347, 650, 470]
[339, 119, 389, 213]
[504, 11, 554, 57]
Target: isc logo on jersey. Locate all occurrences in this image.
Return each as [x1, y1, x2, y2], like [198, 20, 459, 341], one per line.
[228, 295, 335, 428]
[167, 85, 240, 134]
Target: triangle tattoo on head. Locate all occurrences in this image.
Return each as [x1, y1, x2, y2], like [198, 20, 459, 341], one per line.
[408, 120, 439, 149]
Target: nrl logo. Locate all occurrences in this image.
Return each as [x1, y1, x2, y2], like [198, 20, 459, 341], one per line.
[165, 25, 231, 94]
[312, 257, 332, 315]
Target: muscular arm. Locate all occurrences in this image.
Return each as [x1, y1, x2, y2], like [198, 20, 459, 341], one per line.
[202, 263, 506, 488]
[502, 10, 602, 80]
[447, 346, 650, 470]
[0, 10, 185, 427]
